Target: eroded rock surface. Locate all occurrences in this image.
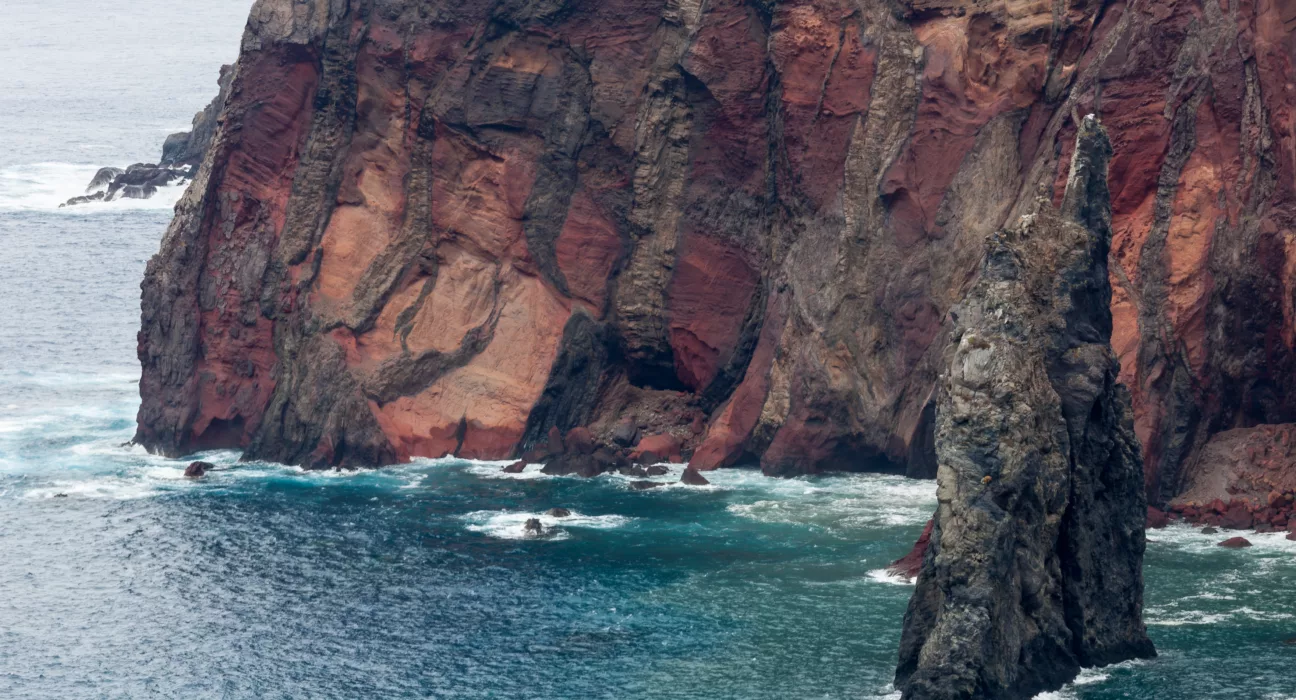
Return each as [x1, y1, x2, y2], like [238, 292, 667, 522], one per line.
[137, 0, 1296, 488]
[895, 119, 1155, 699]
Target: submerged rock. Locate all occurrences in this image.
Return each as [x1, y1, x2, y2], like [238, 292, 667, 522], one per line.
[896, 118, 1155, 700]
[630, 481, 663, 491]
[1218, 537, 1253, 548]
[546, 508, 571, 518]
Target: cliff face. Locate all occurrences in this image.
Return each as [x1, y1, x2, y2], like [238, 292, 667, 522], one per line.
[895, 117, 1154, 700]
[137, 0, 1296, 485]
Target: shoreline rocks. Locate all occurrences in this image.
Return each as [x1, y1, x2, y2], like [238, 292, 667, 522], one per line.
[61, 65, 232, 208]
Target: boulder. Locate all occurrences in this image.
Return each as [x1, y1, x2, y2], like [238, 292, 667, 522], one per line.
[547, 508, 571, 518]
[644, 465, 670, 477]
[523, 518, 545, 536]
[1220, 504, 1254, 530]
[612, 419, 639, 447]
[564, 427, 596, 455]
[1201, 527, 1219, 535]
[618, 465, 649, 478]
[631, 433, 683, 464]
[1146, 507, 1170, 529]
[184, 461, 213, 478]
[680, 467, 710, 486]
[541, 453, 607, 478]
[501, 460, 527, 474]
[1218, 537, 1253, 548]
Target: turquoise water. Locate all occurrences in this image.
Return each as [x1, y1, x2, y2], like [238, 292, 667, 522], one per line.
[1, 1, 1294, 698]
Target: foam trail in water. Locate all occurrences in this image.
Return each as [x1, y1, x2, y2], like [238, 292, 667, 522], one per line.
[460, 510, 633, 541]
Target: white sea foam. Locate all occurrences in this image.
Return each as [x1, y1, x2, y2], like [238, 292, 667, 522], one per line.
[1149, 522, 1296, 555]
[460, 459, 553, 481]
[23, 476, 177, 500]
[460, 509, 633, 541]
[0, 162, 187, 212]
[725, 473, 936, 531]
[866, 568, 914, 586]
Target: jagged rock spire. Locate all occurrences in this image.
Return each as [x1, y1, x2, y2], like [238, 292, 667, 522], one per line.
[895, 117, 1155, 700]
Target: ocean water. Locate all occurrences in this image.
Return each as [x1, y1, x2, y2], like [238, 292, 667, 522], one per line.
[1, 2, 1294, 699]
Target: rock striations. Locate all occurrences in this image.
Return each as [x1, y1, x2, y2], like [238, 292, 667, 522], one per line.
[895, 118, 1155, 700]
[136, 0, 1296, 495]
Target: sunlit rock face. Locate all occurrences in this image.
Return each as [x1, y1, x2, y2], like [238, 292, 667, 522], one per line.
[136, 0, 1296, 484]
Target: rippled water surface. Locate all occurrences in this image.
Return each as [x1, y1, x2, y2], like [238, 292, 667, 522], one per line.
[2, 2, 1295, 698]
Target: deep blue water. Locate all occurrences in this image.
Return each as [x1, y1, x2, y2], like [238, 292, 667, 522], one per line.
[1, 2, 1294, 698]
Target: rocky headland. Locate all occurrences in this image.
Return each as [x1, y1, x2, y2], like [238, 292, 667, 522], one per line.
[135, 0, 1296, 502]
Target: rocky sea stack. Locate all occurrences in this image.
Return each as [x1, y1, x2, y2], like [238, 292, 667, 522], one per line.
[895, 118, 1155, 699]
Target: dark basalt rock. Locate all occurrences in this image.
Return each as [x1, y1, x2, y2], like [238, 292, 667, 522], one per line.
[501, 460, 527, 474]
[63, 64, 231, 207]
[184, 461, 214, 478]
[1218, 537, 1253, 548]
[630, 481, 663, 491]
[523, 518, 545, 537]
[86, 167, 123, 192]
[60, 191, 106, 208]
[1201, 527, 1220, 535]
[896, 118, 1154, 700]
[546, 508, 571, 518]
[680, 467, 710, 486]
[644, 465, 669, 477]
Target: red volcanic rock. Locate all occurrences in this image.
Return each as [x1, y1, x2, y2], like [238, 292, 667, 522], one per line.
[133, 0, 1296, 500]
[889, 519, 934, 581]
[630, 434, 683, 465]
[1146, 507, 1170, 530]
[680, 467, 710, 486]
[1288, 532, 1296, 542]
[1220, 505, 1255, 531]
[1218, 537, 1253, 549]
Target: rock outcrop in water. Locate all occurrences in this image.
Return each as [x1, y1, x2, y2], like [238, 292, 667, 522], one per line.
[61, 66, 233, 208]
[895, 118, 1155, 699]
[137, 0, 1296, 493]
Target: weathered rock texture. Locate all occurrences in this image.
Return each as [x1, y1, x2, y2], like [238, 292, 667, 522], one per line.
[137, 0, 1296, 487]
[895, 118, 1154, 699]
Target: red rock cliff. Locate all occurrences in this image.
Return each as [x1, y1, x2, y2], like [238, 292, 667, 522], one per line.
[137, 0, 1296, 493]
